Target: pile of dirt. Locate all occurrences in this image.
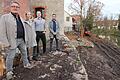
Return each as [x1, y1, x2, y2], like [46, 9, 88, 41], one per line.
[3, 36, 88, 80]
[65, 32, 120, 80]
[77, 36, 120, 80]
[14, 51, 76, 80]
[13, 52, 87, 80]
[3, 32, 120, 80]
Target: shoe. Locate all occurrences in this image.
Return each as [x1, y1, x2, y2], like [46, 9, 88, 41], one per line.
[6, 71, 13, 80]
[56, 49, 60, 51]
[32, 57, 38, 61]
[27, 56, 30, 61]
[24, 63, 33, 69]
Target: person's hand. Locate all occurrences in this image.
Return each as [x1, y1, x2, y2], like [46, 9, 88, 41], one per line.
[53, 32, 56, 35]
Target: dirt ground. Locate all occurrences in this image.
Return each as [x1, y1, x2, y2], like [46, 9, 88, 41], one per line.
[2, 32, 120, 80]
[65, 32, 120, 80]
[14, 51, 76, 80]
[2, 37, 88, 80]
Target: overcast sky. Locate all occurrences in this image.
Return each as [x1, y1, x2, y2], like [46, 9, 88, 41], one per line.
[64, 0, 120, 17]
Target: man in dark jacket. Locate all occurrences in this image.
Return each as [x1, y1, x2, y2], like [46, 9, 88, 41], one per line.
[49, 14, 60, 51]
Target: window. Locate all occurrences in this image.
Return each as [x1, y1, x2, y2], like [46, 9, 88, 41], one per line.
[66, 17, 70, 21]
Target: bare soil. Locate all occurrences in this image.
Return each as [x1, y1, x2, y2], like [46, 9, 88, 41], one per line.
[2, 38, 87, 80]
[65, 32, 120, 80]
[2, 32, 120, 80]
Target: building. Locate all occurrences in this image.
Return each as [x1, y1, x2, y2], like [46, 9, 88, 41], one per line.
[64, 10, 73, 32]
[96, 20, 118, 29]
[0, 0, 3, 15]
[71, 15, 80, 23]
[71, 15, 81, 32]
[0, 0, 64, 35]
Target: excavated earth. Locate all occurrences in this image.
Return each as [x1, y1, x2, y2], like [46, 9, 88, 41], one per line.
[66, 32, 120, 80]
[2, 33, 120, 80]
[2, 35, 88, 80]
[78, 36, 120, 80]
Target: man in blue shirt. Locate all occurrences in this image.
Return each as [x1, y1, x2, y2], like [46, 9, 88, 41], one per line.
[32, 11, 46, 61]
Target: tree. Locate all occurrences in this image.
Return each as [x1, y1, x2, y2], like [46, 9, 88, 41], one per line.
[118, 14, 120, 30]
[84, 13, 94, 31]
[69, 0, 104, 37]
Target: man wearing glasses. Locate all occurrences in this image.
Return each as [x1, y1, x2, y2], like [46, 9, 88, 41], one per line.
[0, 1, 31, 79]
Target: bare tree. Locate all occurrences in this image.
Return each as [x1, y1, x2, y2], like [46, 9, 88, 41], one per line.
[69, 0, 104, 37]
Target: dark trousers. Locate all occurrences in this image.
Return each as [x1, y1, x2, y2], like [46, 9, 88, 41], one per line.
[50, 35, 58, 51]
[33, 31, 46, 57]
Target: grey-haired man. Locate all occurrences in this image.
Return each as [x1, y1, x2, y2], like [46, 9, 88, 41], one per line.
[0, 1, 31, 79]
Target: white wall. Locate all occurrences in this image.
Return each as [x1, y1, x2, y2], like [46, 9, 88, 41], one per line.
[64, 11, 73, 32]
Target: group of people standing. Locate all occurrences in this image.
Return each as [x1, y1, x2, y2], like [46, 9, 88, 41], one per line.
[0, 1, 60, 80]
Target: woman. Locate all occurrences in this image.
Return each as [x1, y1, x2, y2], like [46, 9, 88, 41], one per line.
[24, 12, 37, 61]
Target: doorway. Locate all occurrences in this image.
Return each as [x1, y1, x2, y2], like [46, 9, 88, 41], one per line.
[34, 7, 45, 19]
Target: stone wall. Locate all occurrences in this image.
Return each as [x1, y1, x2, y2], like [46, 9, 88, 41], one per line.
[0, 0, 2, 15]
[18, 0, 30, 18]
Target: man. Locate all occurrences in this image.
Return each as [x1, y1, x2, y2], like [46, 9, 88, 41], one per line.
[0, 1, 31, 79]
[32, 11, 46, 61]
[49, 14, 60, 51]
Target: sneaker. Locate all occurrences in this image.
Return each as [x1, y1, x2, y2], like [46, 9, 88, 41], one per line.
[6, 71, 13, 80]
[24, 63, 33, 69]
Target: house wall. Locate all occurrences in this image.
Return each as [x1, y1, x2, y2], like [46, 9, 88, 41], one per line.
[18, 0, 30, 19]
[0, 0, 3, 15]
[64, 11, 73, 32]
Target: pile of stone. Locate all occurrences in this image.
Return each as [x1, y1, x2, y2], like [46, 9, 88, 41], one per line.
[11, 35, 88, 80]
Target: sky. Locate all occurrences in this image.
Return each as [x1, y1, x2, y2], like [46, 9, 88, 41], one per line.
[64, 0, 120, 18]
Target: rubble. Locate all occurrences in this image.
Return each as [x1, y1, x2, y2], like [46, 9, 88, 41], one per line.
[1, 35, 88, 80]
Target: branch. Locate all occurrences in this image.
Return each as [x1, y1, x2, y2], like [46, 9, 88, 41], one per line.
[69, 3, 81, 14]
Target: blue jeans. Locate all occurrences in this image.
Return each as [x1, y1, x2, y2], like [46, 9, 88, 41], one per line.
[6, 39, 29, 72]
